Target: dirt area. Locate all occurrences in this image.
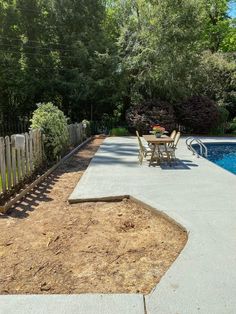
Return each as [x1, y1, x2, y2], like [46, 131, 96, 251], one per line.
[0, 137, 187, 295]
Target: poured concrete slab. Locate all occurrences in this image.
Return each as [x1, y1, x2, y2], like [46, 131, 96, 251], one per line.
[69, 136, 236, 314]
[0, 294, 144, 314]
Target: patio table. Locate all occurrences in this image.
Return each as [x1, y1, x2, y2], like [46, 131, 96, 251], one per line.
[143, 135, 174, 166]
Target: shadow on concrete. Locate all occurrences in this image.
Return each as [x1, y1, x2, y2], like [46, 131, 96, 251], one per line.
[160, 159, 199, 170]
[92, 155, 139, 167]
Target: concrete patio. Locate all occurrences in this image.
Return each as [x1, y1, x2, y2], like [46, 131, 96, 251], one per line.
[1, 136, 236, 314]
[69, 136, 236, 314]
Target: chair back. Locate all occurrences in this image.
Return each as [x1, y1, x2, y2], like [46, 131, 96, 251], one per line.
[168, 130, 177, 147]
[136, 131, 144, 153]
[170, 130, 177, 140]
[173, 132, 181, 148]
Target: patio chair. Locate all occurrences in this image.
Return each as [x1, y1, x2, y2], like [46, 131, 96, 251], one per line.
[136, 131, 152, 164]
[158, 132, 181, 162]
[168, 130, 177, 147]
[170, 130, 177, 140]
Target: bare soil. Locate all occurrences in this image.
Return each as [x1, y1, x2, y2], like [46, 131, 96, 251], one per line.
[0, 137, 187, 295]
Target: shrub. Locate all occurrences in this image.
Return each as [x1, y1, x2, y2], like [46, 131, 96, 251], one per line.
[197, 52, 236, 123]
[126, 100, 176, 135]
[176, 96, 220, 134]
[225, 91, 236, 120]
[227, 117, 236, 134]
[30, 102, 69, 161]
[110, 127, 129, 136]
[210, 106, 229, 135]
[82, 119, 91, 137]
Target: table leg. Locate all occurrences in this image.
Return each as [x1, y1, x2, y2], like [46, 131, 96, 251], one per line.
[149, 144, 156, 167]
[156, 144, 161, 165]
[164, 143, 171, 166]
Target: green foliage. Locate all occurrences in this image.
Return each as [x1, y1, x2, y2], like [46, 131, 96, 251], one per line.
[228, 117, 236, 133]
[0, 0, 236, 133]
[30, 102, 69, 160]
[198, 51, 236, 101]
[219, 106, 230, 123]
[115, 0, 205, 103]
[196, 51, 236, 122]
[221, 18, 236, 52]
[110, 127, 129, 136]
[82, 119, 91, 137]
[210, 106, 230, 134]
[202, 0, 231, 52]
[0, 0, 119, 121]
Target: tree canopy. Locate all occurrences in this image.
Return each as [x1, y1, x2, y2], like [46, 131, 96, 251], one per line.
[0, 0, 235, 129]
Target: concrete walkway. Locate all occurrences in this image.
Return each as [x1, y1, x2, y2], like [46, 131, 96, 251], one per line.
[68, 136, 236, 314]
[0, 294, 144, 314]
[2, 137, 236, 314]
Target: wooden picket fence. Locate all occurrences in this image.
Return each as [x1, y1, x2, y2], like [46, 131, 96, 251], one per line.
[0, 129, 43, 195]
[0, 122, 87, 196]
[67, 122, 86, 146]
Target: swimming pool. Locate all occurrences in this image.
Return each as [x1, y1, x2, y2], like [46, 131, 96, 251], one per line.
[195, 142, 236, 175]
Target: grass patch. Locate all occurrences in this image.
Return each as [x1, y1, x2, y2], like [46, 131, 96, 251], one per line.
[110, 127, 129, 136]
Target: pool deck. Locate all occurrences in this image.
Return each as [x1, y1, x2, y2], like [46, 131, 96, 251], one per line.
[69, 136, 236, 314]
[1, 136, 236, 314]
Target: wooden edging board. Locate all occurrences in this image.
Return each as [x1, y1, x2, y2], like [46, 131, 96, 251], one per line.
[69, 194, 188, 234]
[0, 137, 92, 214]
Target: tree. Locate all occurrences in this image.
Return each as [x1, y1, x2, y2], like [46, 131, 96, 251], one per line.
[110, 0, 205, 103]
[0, 0, 118, 123]
[176, 96, 220, 134]
[0, 0, 235, 132]
[201, 0, 236, 52]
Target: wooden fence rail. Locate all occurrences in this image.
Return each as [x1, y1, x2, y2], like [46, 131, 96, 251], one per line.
[0, 122, 86, 195]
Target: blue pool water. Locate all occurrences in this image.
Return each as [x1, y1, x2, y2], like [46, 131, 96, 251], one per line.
[196, 143, 236, 175]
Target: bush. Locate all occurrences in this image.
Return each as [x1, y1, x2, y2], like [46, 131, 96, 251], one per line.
[126, 100, 176, 135]
[176, 96, 220, 134]
[225, 91, 236, 120]
[82, 119, 91, 137]
[227, 117, 236, 134]
[198, 52, 236, 122]
[31, 102, 69, 161]
[210, 106, 229, 135]
[110, 127, 129, 136]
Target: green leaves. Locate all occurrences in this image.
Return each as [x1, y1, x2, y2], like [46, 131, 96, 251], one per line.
[30, 102, 69, 160]
[0, 0, 235, 126]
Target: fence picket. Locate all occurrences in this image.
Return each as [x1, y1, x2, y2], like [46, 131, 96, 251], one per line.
[80, 123, 84, 142]
[34, 130, 40, 167]
[29, 131, 33, 172]
[0, 122, 88, 196]
[11, 135, 17, 186]
[67, 122, 85, 146]
[5, 136, 12, 190]
[78, 124, 81, 142]
[21, 144, 26, 179]
[0, 137, 7, 193]
[32, 130, 37, 167]
[16, 148, 22, 181]
[38, 130, 43, 164]
[25, 133, 30, 176]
